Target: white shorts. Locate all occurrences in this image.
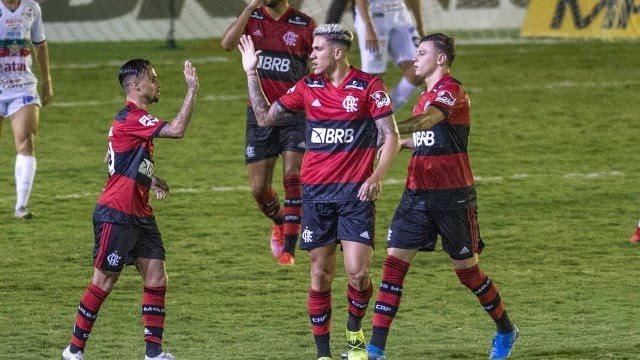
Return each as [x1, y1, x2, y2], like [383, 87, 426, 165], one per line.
[0, 92, 41, 117]
[354, 11, 419, 74]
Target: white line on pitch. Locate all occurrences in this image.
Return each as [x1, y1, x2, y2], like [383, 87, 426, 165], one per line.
[44, 171, 624, 201]
[51, 56, 229, 70]
[50, 94, 244, 108]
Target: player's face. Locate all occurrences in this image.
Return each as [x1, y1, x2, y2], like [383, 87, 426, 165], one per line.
[413, 41, 441, 78]
[139, 66, 161, 104]
[310, 36, 335, 76]
[263, 0, 284, 8]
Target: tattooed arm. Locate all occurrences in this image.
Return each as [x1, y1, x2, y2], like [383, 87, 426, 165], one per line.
[239, 34, 292, 127]
[396, 105, 445, 135]
[358, 115, 400, 201]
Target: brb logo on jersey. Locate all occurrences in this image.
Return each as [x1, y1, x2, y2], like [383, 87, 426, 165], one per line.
[139, 114, 159, 127]
[311, 127, 354, 144]
[283, 31, 298, 46]
[342, 95, 358, 112]
[413, 131, 435, 147]
[138, 158, 154, 178]
[258, 55, 291, 72]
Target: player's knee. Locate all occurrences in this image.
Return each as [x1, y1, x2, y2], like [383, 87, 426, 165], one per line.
[346, 272, 370, 291]
[310, 266, 334, 289]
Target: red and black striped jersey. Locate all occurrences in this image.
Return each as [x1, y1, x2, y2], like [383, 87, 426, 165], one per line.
[93, 101, 168, 224]
[278, 67, 393, 202]
[245, 6, 315, 105]
[406, 73, 476, 209]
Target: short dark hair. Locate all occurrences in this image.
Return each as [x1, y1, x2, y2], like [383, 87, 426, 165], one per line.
[119, 59, 151, 88]
[420, 33, 455, 66]
[314, 23, 354, 50]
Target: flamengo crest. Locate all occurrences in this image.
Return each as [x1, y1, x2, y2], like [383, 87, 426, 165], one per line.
[342, 95, 358, 112]
[283, 31, 298, 46]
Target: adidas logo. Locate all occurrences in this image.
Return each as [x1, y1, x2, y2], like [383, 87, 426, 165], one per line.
[459, 246, 470, 255]
[360, 231, 370, 239]
[311, 99, 321, 107]
[253, 29, 263, 37]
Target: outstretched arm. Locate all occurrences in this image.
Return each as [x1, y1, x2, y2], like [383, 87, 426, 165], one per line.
[358, 115, 400, 201]
[157, 61, 199, 138]
[238, 34, 292, 127]
[220, 0, 263, 51]
[396, 106, 445, 135]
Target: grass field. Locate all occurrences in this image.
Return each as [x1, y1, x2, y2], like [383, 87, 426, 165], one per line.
[0, 38, 639, 359]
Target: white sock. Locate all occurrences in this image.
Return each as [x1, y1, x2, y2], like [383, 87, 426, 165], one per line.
[390, 76, 417, 111]
[15, 154, 36, 211]
[637, 219, 640, 228]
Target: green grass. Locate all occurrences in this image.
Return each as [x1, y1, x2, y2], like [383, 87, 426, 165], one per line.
[1, 38, 640, 359]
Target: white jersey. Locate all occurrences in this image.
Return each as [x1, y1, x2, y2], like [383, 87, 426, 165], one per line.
[0, 0, 45, 100]
[354, 0, 415, 29]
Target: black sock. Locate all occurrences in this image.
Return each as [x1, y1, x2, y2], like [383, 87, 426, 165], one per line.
[146, 342, 162, 357]
[315, 334, 331, 358]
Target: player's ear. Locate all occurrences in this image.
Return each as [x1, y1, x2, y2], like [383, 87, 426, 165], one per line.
[437, 53, 447, 66]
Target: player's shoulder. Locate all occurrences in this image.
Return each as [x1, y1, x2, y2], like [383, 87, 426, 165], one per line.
[348, 68, 384, 90]
[285, 8, 315, 27]
[249, 7, 266, 20]
[21, 0, 42, 12]
[439, 74, 464, 91]
[117, 102, 149, 122]
[302, 74, 327, 89]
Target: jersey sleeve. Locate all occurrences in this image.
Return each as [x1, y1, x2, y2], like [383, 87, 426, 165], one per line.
[30, 2, 46, 44]
[429, 83, 461, 119]
[125, 110, 168, 140]
[367, 78, 393, 121]
[276, 79, 305, 113]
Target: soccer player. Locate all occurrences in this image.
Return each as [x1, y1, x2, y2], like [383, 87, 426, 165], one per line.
[238, 24, 400, 360]
[62, 59, 198, 360]
[0, 0, 52, 219]
[221, 0, 316, 266]
[364, 33, 519, 360]
[353, 0, 425, 111]
[631, 220, 640, 243]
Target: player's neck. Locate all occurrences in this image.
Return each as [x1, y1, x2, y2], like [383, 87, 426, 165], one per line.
[325, 62, 351, 87]
[126, 96, 150, 111]
[3, 0, 20, 10]
[263, 2, 289, 20]
[425, 69, 450, 92]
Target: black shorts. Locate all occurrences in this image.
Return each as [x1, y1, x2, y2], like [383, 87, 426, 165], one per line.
[387, 192, 484, 260]
[93, 220, 166, 272]
[300, 200, 376, 250]
[245, 107, 305, 164]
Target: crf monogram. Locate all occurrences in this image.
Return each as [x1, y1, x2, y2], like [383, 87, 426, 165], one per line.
[342, 96, 358, 112]
[302, 227, 313, 242]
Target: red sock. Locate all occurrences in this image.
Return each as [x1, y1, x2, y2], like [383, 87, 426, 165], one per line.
[253, 188, 282, 223]
[455, 265, 505, 320]
[308, 289, 332, 357]
[347, 282, 373, 331]
[370, 256, 410, 350]
[282, 175, 301, 254]
[142, 286, 166, 346]
[70, 283, 110, 351]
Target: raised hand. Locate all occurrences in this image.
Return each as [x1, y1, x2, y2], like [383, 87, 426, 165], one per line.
[238, 34, 262, 75]
[183, 60, 199, 91]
